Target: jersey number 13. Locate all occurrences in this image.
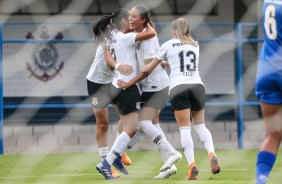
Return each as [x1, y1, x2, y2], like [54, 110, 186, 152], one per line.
[178, 50, 196, 72]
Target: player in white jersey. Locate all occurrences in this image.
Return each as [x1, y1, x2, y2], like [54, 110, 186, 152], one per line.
[117, 5, 182, 179]
[119, 17, 221, 180]
[155, 18, 220, 180]
[94, 8, 158, 180]
[87, 11, 136, 178]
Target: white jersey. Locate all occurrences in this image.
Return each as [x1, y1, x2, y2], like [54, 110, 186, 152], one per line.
[136, 34, 169, 92]
[86, 44, 115, 84]
[111, 30, 140, 88]
[156, 38, 203, 91]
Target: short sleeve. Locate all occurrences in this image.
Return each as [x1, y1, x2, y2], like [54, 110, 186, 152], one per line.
[122, 32, 137, 46]
[156, 41, 169, 61]
[142, 38, 158, 60]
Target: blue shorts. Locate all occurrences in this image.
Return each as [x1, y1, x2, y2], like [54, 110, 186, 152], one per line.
[255, 72, 282, 104]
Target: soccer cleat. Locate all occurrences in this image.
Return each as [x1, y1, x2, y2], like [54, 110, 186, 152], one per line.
[113, 156, 129, 175]
[122, 152, 132, 165]
[187, 162, 199, 180]
[160, 151, 182, 172]
[209, 152, 220, 174]
[111, 168, 120, 178]
[154, 164, 177, 179]
[96, 160, 117, 180]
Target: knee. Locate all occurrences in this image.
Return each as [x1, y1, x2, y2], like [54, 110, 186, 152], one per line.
[268, 131, 282, 141]
[128, 129, 137, 138]
[96, 121, 109, 132]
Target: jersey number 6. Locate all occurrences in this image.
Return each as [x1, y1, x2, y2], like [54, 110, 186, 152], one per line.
[264, 5, 277, 40]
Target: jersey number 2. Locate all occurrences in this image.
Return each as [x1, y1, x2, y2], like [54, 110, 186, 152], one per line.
[264, 5, 277, 40]
[178, 50, 196, 72]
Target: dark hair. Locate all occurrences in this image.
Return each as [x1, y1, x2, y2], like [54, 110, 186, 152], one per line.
[133, 4, 154, 28]
[93, 8, 129, 43]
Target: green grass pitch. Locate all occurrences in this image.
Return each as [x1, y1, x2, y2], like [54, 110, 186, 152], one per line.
[0, 149, 281, 184]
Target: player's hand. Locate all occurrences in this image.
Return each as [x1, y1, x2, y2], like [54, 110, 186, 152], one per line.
[117, 80, 130, 90]
[117, 64, 133, 76]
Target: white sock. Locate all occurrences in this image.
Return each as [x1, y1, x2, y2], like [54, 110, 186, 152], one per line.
[154, 123, 166, 138]
[98, 147, 108, 159]
[106, 132, 130, 165]
[139, 120, 176, 156]
[180, 126, 195, 165]
[193, 124, 215, 154]
[127, 128, 146, 149]
[154, 123, 168, 162]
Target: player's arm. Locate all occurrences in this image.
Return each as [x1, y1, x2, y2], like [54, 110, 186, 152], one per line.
[134, 24, 156, 42]
[160, 60, 169, 69]
[104, 44, 116, 70]
[117, 58, 161, 89]
[104, 45, 133, 75]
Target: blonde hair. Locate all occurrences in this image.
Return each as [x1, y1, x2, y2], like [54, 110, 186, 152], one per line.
[173, 17, 197, 45]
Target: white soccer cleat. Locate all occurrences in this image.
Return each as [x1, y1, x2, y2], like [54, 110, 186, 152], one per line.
[160, 151, 182, 172]
[154, 164, 177, 179]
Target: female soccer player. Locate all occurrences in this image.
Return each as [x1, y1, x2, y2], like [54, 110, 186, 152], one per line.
[93, 8, 157, 180]
[118, 17, 220, 180]
[255, 1, 282, 183]
[87, 11, 136, 178]
[124, 4, 182, 178]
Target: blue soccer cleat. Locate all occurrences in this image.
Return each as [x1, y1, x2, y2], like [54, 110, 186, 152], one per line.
[113, 155, 129, 175]
[96, 160, 117, 180]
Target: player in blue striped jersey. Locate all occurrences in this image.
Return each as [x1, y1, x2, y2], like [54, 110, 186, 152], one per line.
[255, 1, 282, 183]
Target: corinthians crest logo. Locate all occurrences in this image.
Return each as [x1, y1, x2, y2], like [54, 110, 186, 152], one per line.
[26, 26, 64, 82]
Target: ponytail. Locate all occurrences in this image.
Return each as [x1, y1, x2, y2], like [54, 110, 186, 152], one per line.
[173, 17, 197, 45]
[93, 8, 129, 44]
[148, 18, 156, 30]
[93, 15, 112, 44]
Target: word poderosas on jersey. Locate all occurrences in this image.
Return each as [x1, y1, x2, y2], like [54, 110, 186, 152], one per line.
[172, 42, 198, 48]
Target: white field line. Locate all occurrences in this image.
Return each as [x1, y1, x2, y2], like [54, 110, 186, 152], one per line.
[0, 168, 254, 179]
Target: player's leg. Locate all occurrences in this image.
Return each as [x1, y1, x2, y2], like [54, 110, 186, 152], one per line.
[116, 120, 132, 165]
[97, 117, 134, 180]
[138, 106, 182, 172]
[174, 109, 198, 180]
[192, 110, 220, 175]
[94, 107, 120, 178]
[256, 102, 282, 184]
[94, 108, 109, 157]
[152, 110, 168, 162]
[170, 84, 200, 180]
[151, 110, 177, 179]
[87, 80, 121, 178]
[96, 85, 139, 179]
[109, 112, 137, 175]
[126, 128, 146, 150]
[139, 89, 182, 172]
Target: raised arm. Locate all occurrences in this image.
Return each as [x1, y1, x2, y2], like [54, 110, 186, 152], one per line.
[104, 44, 116, 70]
[134, 24, 156, 42]
[117, 58, 161, 89]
